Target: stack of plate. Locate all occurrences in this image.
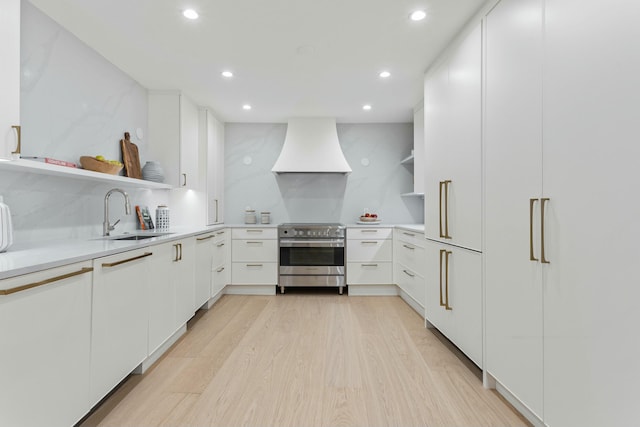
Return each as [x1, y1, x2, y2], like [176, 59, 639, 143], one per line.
[141, 161, 165, 183]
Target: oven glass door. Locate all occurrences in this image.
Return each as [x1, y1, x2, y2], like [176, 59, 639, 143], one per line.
[280, 241, 344, 267]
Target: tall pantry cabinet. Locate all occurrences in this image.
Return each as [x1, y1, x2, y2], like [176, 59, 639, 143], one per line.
[484, 0, 640, 425]
[424, 23, 483, 368]
[0, 0, 20, 160]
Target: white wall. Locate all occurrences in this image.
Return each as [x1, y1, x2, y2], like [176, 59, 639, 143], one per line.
[224, 123, 423, 224]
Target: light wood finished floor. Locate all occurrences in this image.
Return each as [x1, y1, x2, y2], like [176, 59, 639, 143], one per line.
[79, 293, 529, 427]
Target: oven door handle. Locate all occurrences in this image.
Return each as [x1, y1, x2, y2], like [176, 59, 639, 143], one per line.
[279, 239, 344, 247]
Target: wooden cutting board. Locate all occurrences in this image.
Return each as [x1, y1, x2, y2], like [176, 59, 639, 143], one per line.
[120, 132, 142, 179]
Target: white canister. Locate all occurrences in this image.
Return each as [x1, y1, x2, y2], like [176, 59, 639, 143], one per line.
[260, 211, 271, 224]
[244, 209, 256, 224]
[0, 196, 13, 253]
[156, 205, 170, 231]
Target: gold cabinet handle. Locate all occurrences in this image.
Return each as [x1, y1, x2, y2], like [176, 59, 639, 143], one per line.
[444, 180, 452, 239]
[197, 235, 214, 241]
[11, 125, 21, 156]
[173, 244, 180, 262]
[102, 252, 152, 268]
[361, 263, 378, 267]
[216, 230, 225, 235]
[361, 229, 378, 233]
[530, 198, 539, 261]
[439, 181, 444, 238]
[216, 242, 225, 247]
[439, 249, 446, 307]
[247, 229, 263, 233]
[402, 244, 415, 250]
[246, 241, 263, 245]
[361, 241, 378, 244]
[214, 199, 219, 223]
[216, 266, 225, 273]
[179, 243, 183, 261]
[182, 173, 187, 187]
[246, 264, 263, 267]
[403, 269, 415, 278]
[541, 198, 550, 264]
[403, 232, 415, 237]
[445, 250, 453, 310]
[0, 267, 93, 296]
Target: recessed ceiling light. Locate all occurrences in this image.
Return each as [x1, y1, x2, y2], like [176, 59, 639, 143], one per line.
[183, 9, 199, 20]
[363, 104, 372, 111]
[221, 71, 233, 78]
[410, 10, 427, 21]
[242, 104, 252, 110]
[379, 71, 391, 78]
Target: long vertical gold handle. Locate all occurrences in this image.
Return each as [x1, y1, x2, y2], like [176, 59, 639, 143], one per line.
[214, 199, 219, 223]
[439, 181, 444, 237]
[530, 198, 539, 261]
[11, 125, 21, 155]
[541, 198, 550, 264]
[173, 244, 180, 262]
[445, 250, 453, 310]
[182, 173, 187, 187]
[444, 180, 452, 239]
[439, 249, 446, 307]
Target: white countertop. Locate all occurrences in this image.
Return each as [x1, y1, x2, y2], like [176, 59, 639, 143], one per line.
[0, 223, 425, 283]
[0, 225, 224, 282]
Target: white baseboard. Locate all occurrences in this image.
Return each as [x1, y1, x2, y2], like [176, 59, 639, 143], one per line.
[347, 284, 398, 296]
[136, 324, 187, 374]
[225, 285, 276, 295]
[398, 289, 425, 317]
[486, 372, 544, 427]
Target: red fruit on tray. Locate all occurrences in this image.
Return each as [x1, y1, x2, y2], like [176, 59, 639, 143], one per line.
[365, 213, 371, 217]
[371, 214, 378, 218]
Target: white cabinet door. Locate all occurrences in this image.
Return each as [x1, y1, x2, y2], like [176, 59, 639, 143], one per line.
[195, 232, 215, 308]
[148, 92, 199, 188]
[543, 1, 640, 425]
[201, 108, 224, 224]
[424, 24, 482, 251]
[484, 0, 544, 419]
[0, 262, 92, 427]
[425, 240, 482, 367]
[173, 238, 196, 327]
[0, 0, 20, 160]
[147, 242, 176, 355]
[91, 250, 151, 405]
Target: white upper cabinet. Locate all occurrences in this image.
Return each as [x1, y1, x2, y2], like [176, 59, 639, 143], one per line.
[0, 0, 20, 160]
[148, 91, 200, 189]
[200, 108, 224, 224]
[424, 24, 482, 251]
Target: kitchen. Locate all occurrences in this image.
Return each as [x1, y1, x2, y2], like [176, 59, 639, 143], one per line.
[2, 0, 640, 426]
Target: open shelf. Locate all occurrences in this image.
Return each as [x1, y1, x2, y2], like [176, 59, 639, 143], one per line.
[0, 159, 172, 190]
[400, 154, 415, 165]
[401, 192, 424, 198]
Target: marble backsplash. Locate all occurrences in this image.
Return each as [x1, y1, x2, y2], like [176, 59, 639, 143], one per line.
[224, 123, 423, 225]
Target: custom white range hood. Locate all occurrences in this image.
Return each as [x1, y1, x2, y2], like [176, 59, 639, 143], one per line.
[271, 118, 352, 174]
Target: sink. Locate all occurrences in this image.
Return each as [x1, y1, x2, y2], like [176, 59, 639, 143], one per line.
[99, 232, 174, 241]
[112, 235, 157, 241]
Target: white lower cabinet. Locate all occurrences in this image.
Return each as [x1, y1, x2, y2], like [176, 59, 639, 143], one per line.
[347, 227, 393, 293]
[195, 231, 216, 309]
[147, 242, 176, 355]
[393, 229, 426, 312]
[172, 238, 196, 326]
[90, 249, 151, 406]
[211, 229, 230, 298]
[230, 228, 277, 292]
[424, 240, 482, 367]
[0, 262, 93, 427]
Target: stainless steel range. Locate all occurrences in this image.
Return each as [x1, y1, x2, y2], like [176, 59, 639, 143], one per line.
[278, 223, 346, 294]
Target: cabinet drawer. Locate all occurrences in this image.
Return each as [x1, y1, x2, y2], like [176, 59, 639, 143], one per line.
[347, 227, 393, 240]
[347, 262, 393, 285]
[212, 238, 228, 264]
[232, 239, 277, 262]
[347, 238, 392, 262]
[232, 228, 277, 239]
[395, 242, 426, 276]
[394, 228, 426, 247]
[396, 265, 426, 309]
[231, 262, 278, 285]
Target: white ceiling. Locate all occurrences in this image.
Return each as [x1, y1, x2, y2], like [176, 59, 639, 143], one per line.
[28, 0, 487, 123]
